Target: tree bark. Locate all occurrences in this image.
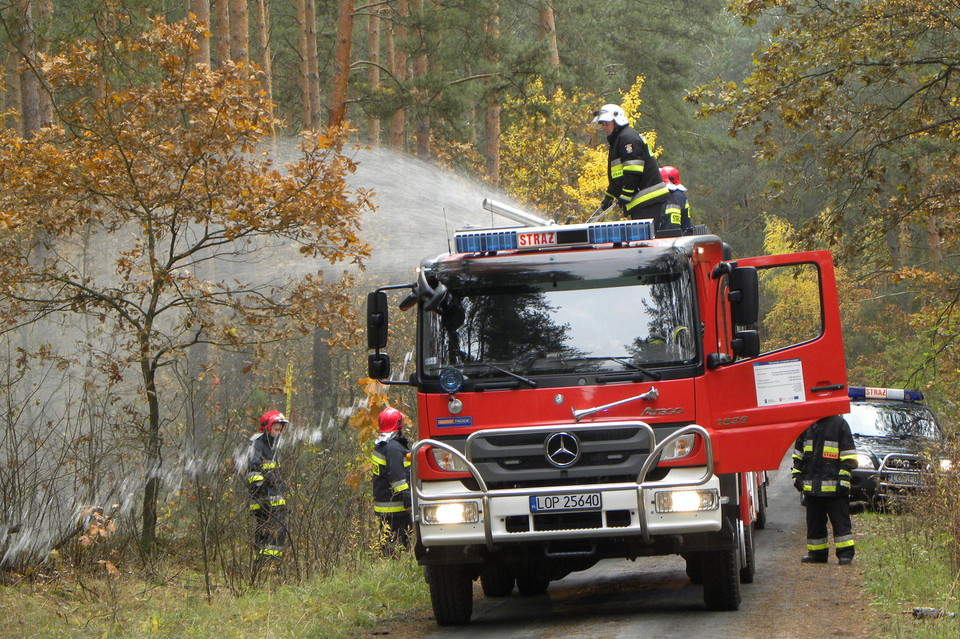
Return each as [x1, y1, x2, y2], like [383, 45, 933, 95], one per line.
[927, 214, 942, 274]
[214, 0, 230, 66]
[537, 0, 559, 67]
[252, 0, 274, 125]
[366, 6, 382, 146]
[483, 3, 500, 183]
[13, 0, 40, 138]
[411, 0, 430, 159]
[388, 0, 408, 150]
[35, 0, 52, 126]
[329, 0, 355, 128]
[188, 0, 212, 69]
[229, 0, 249, 65]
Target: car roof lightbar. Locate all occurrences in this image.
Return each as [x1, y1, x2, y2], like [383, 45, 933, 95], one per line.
[454, 218, 654, 254]
[848, 386, 924, 402]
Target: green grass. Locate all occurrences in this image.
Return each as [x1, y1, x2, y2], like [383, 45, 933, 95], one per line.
[857, 512, 960, 639]
[0, 555, 428, 638]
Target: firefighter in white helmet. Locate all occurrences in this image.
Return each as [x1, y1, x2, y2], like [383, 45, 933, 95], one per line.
[592, 104, 670, 222]
[371, 407, 412, 555]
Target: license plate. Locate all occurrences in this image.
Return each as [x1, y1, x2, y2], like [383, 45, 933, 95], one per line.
[529, 493, 602, 513]
[887, 472, 923, 486]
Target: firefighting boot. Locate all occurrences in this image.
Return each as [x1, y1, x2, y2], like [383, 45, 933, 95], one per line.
[801, 554, 828, 564]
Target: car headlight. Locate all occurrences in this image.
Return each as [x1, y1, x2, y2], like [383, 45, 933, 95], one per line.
[421, 501, 480, 525]
[855, 452, 876, 470]
[654, 489, 719, 513]
[431, 447, 469, 472]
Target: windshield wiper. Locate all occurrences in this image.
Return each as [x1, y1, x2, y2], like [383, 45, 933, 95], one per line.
[607, 357, 662, 380]
[468, 363, 538, 388]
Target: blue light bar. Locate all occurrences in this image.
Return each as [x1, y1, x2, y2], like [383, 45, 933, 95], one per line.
[849, 386, 924, 402]
[588, 219, 653, 243]
[455, 229, 519, 253]
[453, 219, 653, 254]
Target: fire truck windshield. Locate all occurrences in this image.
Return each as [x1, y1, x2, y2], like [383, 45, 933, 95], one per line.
[420, 249, 697, 379]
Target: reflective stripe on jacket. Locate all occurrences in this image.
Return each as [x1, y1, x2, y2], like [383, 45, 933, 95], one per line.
[791, 415, 858, 496]
[371, 435, 411, 514]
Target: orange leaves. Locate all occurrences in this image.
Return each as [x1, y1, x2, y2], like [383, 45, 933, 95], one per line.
[78, 506, 118, 549]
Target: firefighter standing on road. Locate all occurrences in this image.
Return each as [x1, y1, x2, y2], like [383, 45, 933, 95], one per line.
[657, 166, 691, 234]
[592, 103, 670, 222]
[791, 415, 858, 565]
[246, 410, 289, 571]
[371, 407, 412, 555]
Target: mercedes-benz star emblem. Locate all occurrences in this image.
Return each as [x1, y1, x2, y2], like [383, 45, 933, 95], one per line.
[544, 432, 581, 468]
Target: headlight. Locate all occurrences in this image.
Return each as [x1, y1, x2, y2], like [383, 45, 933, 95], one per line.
[855, 452, 876, 470]
[654, 489, 719, 513]
[431, 447, 469, 472]
[421, 501, 480, 525]
[661, 434, 696, 461]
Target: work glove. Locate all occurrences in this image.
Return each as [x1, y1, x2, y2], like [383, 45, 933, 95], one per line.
[600, 195, 614, 210]
[616, 195, 632, 209]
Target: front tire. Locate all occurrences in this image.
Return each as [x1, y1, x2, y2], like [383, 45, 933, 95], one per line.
[480, 562, 515, 597]
[425, 564, 474, 626]
[739, 521, 756, 584]
[515, 572, 550, 596]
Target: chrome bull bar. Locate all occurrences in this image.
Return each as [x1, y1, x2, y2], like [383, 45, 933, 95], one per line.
[410, 422, 714, 548]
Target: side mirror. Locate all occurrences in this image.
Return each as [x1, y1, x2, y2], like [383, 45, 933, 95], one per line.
[367, 291, 389, 350]
[728, 266, 759, 326]
[731, 330, 760, 359]
[368, 353, 391, 380]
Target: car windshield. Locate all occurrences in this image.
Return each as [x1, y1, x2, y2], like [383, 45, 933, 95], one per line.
[420, 249, 697, 378]
[844, 402, 944, 441]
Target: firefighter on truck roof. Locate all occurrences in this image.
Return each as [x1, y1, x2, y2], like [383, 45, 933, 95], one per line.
[658, 165, 691, 234]
[371, 407, 413, 555]
[592, 103, 670, 222]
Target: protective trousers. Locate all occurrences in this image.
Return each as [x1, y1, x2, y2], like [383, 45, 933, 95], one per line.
[804, 495, 855, 561]
[254, 504, 288, 564]
[377, 511, 412, 557]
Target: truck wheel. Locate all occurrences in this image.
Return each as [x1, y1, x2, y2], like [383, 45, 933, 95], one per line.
[425, 564, 474, 626]
[739, 522, 756, 584]
[701, 546, 742, 610]
[480, 562, 515, 597]
[683, 553, 704, 584]
[515, 573, 550, 596]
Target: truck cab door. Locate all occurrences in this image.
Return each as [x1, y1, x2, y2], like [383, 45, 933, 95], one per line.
[702, 250, 849, 474]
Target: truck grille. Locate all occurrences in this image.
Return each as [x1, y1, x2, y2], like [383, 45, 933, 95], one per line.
[467, 425, 652, 489]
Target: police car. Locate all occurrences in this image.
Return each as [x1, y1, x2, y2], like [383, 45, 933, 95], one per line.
[844, 387, 948, 509]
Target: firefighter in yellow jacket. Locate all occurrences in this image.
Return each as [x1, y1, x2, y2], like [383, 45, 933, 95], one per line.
[792, 415, 858, 565]
[371, 407, 412, 554]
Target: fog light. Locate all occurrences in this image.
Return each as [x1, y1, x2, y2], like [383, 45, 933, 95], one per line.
[654, 489, 719, 513]
[421, 501, 480, 525]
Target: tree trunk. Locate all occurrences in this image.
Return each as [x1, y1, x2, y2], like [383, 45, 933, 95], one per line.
[252, 0, 274, 126]
[13, 0, 40, 138]
[35, 0, 52, 126]
[140, 357, 162, 552]
[927, 214, 942, 274]
[229, 0, 249, 65]
[411, 0, 430, 159]
[189, 0, 212, 69]
[329, 0, 355, 128]
[388, 0, 408, 150]
[214, 0, 230, 66]
[366, 6, 382, 146]
[483, 3, 500, 183]
[537, 1, 559, 67]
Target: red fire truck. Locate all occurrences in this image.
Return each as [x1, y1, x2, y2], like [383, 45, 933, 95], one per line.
[366, 201, 848, 625]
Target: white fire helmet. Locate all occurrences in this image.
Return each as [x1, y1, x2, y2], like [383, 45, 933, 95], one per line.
[591, 104, 629, 127]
